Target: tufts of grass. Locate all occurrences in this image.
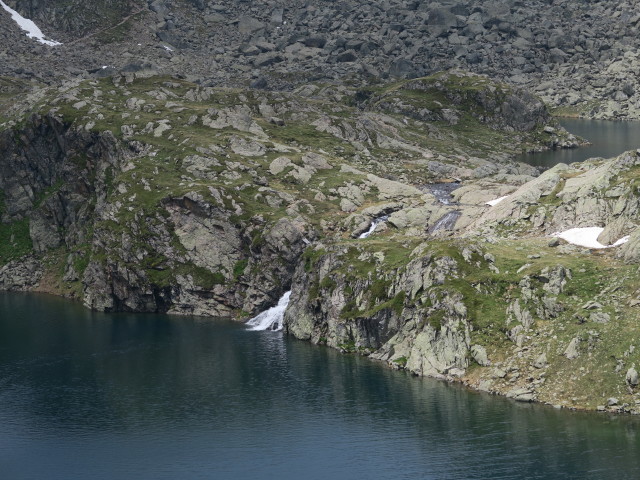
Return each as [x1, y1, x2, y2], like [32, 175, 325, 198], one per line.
[0, 219, 33, 264]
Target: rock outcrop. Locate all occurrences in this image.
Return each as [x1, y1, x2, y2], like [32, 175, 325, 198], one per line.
[284, 246, 472, 378]
[472, 150, 640, 242]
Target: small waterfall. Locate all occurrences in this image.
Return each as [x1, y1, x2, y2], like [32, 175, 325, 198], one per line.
[246, 291, 291, 331]
[358, 216, 388, 239]
[428, 211, 461, 234]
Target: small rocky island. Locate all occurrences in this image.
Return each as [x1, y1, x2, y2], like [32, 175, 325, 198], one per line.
[2, 0, 640, 414]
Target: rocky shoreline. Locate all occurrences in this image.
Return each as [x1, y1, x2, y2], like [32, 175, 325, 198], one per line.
[1, 70, 639, 413]
[2, 0, 640, 414]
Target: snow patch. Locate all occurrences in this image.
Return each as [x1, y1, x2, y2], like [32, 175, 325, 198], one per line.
[163, 45, 174, 52]
[552, 227, 630, 249]
[486, 195, 510, 207]
[0, 0, 61, 46]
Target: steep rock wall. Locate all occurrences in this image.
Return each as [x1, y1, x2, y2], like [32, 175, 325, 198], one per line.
[0, 115, 313, 316]
[284, 245, 475, 378]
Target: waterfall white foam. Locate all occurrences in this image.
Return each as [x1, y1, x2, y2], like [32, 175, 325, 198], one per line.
[246, 291, 291, 331]
[358, 216, 388, 239]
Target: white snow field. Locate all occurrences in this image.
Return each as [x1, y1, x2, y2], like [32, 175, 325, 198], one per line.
[552, 227, 630, 249]
[0, 1, 61, 46]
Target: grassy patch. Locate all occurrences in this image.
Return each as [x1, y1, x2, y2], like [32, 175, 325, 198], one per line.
[0, 219, 33, 264]
[233, 259, 248, 280]
[319, 276, 337, 291]
[302, 247, 327, 272]
[394, 356, 408, 367]
[191, 266, 226, 289]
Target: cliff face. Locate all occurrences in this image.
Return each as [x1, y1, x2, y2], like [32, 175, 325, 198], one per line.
[11, 0, 138, 36]
[0, 114, 122, 290]
[284, 246, 472, 378]
[0, 114, 315, 315]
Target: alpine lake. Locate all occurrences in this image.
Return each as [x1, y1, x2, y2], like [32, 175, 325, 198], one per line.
[3, 120, 640, 479]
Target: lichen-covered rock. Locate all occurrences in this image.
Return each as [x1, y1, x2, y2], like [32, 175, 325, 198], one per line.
[202, 106, 265, 136]
[166, 194, 243, 280]
[507, 387, 536, 403]
[564, 337, 581, 359]
[619, 228, 640, 263]
[285, 245, 472, 378]
[507, 299, 534, 330]
[229, 136, 265, 156]
[473, 165, 567, 231]
[471, 344, 491, 366]
[0, 256, 42, 291]
[533, 352, 547, 369]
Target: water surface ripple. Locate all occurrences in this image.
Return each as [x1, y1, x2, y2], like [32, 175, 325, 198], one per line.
[518, 118, 640, 168]
[1, 292, 639, 479]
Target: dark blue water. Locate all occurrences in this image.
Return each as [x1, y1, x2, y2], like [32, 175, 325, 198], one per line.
[519, 118, 640, 168]
[1, 292, 640, 479]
